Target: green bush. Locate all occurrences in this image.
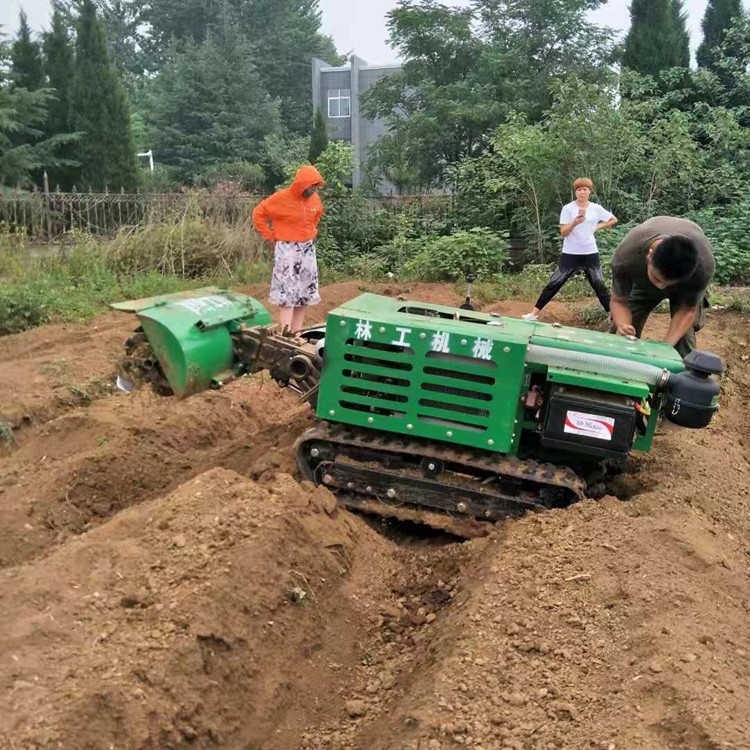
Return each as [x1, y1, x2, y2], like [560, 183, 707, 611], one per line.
[595, 222, 635, 267]
[0, 283, 51, 335]
[347, 254, 389, 281]
[402, 228, 509, 282]
[687, 206, 750, 285]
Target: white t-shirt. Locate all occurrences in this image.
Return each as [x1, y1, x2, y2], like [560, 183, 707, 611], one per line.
[559, 201, 614, 255]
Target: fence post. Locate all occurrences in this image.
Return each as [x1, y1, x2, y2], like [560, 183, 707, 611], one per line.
[43, 171, 52, 241]
[87, 185, 92, 231]
[17, 183, 27, 236]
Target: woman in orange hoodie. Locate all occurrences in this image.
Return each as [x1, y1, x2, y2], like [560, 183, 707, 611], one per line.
[252, 165, 325, 332]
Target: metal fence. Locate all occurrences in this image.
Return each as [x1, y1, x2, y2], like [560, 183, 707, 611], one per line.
[0, 182, 458, 242]
[0, 184, 264, 241]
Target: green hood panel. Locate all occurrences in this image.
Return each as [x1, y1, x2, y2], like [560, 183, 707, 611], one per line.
[113, 288, 272, 397]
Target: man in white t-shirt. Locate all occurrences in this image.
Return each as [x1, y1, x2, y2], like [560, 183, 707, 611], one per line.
[523, 178, 618, 321]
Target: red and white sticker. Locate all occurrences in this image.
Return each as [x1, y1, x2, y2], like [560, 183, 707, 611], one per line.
[564, 411, 615, 441]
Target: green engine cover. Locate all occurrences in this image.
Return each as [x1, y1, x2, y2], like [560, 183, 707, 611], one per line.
[317, 294, 686, 456]
[112, 287, 272, 397]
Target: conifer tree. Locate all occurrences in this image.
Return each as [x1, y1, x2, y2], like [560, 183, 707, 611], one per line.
[671, 0, 691, 69]
[697, 0, 743, 70]
[43, 3, 74, 139]
[11, 10, 45, 91]
[1, 37, 78, 187]
[69, 0, 138, 189]
[308, 108, 328, 164]
[622, 0, 689, 77]
[42, 1, 76, 188]
[146, 30, 282, 184]
[141, 0, 338, 134]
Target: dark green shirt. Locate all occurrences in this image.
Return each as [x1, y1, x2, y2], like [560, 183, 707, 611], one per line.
[611, 217, 715, 307]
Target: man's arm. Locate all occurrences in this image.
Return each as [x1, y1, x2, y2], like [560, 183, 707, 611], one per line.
[610, 296, 636, 337]
[609, 261, 635, 336]
[664, 304, 699, 348]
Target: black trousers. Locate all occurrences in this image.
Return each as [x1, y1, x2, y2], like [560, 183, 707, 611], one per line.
[535, 252, 610, 312]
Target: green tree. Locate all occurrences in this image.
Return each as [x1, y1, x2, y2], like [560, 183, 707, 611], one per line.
[11, 10, 45, 91]
[42, 2, 77, 188]
[140, 0, 223, 66]
[0, 38, 77, 186]
[69, 0, 138, 189]
[139, 0, 338, 134]
[474, 0, 615, 118]
[450, 66, 750, 258]
[697, 0, 743, 70]
[43, 3, 74, 138]
[145, 30, 282, 184]
[622, 0, 689, 77]
[363, 0, 614, 188]
[239, 0, 339, 135]
[363, 2, 502, 187]
[365, 127, 422, 194]
[308, 108, 328, 163]
[94, 0, 148, 87]
[671, 0, 691, 68]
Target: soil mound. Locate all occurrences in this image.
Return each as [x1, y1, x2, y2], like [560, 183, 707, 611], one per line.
[0, 468, 396, 750]
[0, 374, 310, 568]
[1, 284, 748, 750]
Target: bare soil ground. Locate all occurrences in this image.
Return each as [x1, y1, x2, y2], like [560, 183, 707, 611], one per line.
[1, 282, 748, 750]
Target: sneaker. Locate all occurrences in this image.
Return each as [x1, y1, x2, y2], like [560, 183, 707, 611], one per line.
[522, 312, 538, 321]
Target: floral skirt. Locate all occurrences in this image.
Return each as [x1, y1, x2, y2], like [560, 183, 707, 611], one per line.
[269, 240, 321, 307]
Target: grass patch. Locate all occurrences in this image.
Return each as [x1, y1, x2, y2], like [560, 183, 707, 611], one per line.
[711, 286, 750, 315]
[725, 295, 750, 314]
[0, 422, 17, 450]
[38, 358, 70, 376]
[0, 217, 276, 335]
[577, 303, 609, 328]
[468, 264, 597, 306]
[67, 376, 115, 405]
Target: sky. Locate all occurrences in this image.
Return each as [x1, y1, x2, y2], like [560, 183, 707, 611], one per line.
[0, 0, 723, 65]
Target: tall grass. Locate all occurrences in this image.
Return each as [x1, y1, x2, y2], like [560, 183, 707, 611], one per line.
[0, 214, 272, 335]
[1, 217, 748, 337]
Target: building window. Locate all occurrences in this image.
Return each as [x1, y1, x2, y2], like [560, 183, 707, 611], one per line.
[328, 89, 351, 118]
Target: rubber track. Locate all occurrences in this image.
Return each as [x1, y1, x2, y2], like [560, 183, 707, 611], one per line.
[294, 421, 587, 522]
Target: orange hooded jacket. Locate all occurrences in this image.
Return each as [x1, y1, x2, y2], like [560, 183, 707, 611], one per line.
[252, 165, 325, 243]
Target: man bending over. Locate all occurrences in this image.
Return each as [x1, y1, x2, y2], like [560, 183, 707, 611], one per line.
[610, 216, 715, 358]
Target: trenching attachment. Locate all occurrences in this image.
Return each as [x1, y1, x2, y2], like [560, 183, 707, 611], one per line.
[111, 287, 273, 398]
[232, 325, 324, 405]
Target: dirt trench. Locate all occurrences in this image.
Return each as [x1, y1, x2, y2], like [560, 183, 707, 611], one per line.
[0, 285, 748, 750]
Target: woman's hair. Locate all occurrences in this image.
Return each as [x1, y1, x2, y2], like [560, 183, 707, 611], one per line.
[573, 178, 594, 192]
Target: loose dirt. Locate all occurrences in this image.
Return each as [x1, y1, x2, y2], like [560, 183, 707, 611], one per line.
[1, 283, 749, 750]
